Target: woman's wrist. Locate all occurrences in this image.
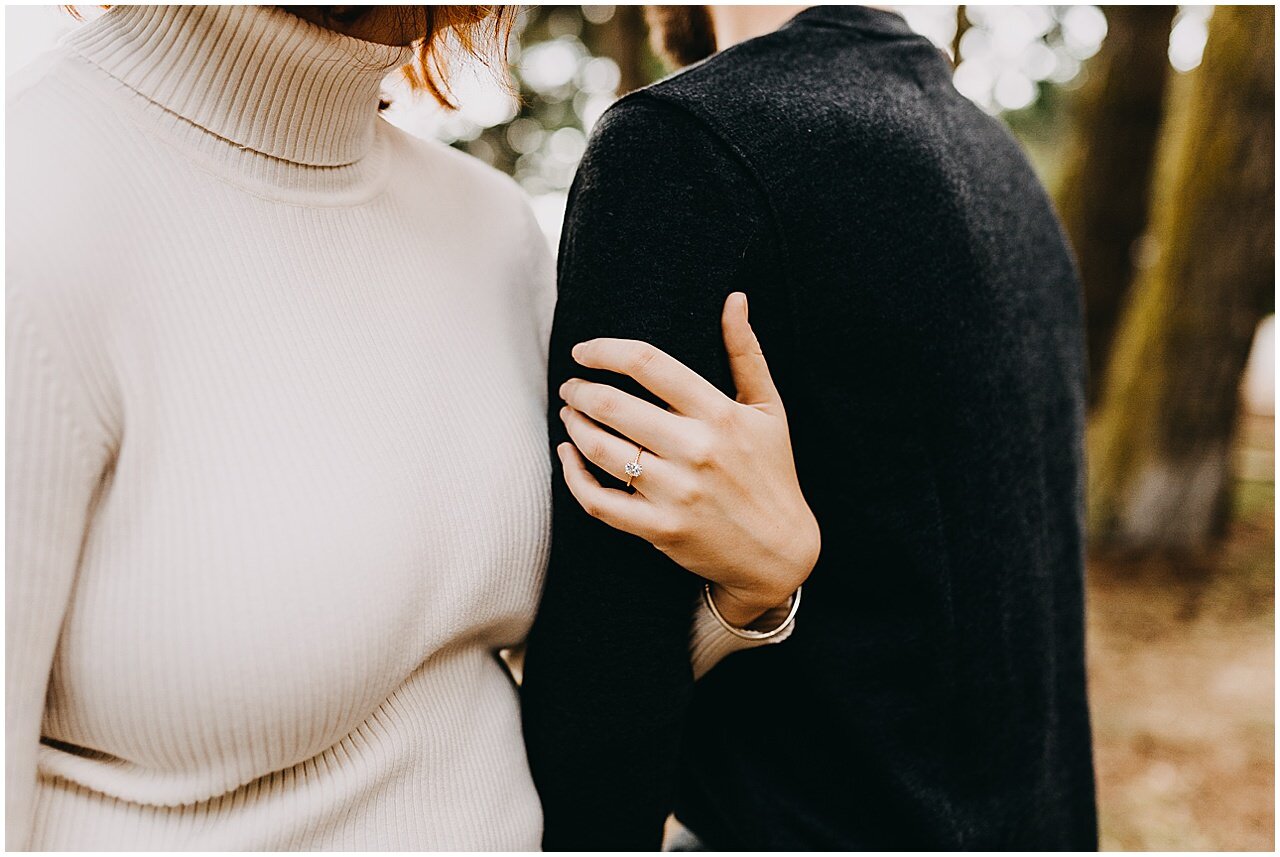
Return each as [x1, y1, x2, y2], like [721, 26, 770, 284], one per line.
[712, 518, 818, 627]
[727, 515, 819, 625]
[708, 582, 797, 628]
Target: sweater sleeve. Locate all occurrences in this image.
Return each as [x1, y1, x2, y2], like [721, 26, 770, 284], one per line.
[6, 287, 114, 850]
[689, 590, 796, 682]
[520, 94, 783, 850]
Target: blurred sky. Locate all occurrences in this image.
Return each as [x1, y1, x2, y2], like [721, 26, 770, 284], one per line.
[5, 5, 1268, 412]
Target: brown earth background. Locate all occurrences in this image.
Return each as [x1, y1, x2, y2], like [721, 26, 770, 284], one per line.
[1089, 411, 1274, 850]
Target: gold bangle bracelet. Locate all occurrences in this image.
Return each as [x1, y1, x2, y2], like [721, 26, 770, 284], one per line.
[703, 582, 802, 641]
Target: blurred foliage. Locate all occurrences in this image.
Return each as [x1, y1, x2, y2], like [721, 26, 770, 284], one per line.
[382, 5, 1214, 209]
[384, 6, 661, 209]
[453, 6, 659, 195]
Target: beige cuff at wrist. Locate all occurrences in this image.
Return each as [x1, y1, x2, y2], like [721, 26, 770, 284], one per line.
[688, 588, 798, 681]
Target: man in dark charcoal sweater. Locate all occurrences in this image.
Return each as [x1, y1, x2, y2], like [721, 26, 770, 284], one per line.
[521, 5, 1098, 851]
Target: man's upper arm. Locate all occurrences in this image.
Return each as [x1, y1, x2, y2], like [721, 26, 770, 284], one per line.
[520, 94, 775, 850]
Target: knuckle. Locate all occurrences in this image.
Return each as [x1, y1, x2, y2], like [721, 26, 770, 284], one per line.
[687, 435, 717, 469]
[594, 390, 618, 420]
[674, 481, 703, 507]
[627, 343, 658, 376]
[710, 402, 740, 430]
[581, 499, 603, 519]
[653, 516, 685, 545]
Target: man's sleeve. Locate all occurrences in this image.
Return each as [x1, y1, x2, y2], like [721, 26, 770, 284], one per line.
[520, 94, 776, 850]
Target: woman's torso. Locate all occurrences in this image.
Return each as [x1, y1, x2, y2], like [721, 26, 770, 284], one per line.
[9, 6, 555, 847]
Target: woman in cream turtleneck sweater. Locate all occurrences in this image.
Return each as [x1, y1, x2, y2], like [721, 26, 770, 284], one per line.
[6, 5, 819, 850]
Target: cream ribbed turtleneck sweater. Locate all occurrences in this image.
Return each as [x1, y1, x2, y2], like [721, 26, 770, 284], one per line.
[6, 5, 787, 850]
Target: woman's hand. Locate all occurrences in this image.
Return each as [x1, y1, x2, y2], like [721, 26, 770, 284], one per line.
[556, 292, 820, 627]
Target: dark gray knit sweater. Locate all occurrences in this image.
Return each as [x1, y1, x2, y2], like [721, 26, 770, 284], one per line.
[521, 6, 1098, 851]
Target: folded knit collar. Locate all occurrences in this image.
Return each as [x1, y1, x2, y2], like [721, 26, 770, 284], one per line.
[64, 5, 412, 167]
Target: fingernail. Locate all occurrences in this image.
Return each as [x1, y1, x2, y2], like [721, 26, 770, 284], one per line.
[739, 292, 749, 321]
[571, 342, 585, 361]
[559, 406, 569, 421]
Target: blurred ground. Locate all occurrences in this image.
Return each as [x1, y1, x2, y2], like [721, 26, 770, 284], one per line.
[1088, 411, 1274, 850]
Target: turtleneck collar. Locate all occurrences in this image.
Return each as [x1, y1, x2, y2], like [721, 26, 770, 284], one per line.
[64, 5, 413, 167]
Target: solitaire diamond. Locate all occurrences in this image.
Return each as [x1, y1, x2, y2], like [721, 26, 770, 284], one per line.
[624, 461, 643, 478]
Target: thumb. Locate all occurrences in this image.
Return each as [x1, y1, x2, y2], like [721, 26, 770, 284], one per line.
[721, 292, 782, 409]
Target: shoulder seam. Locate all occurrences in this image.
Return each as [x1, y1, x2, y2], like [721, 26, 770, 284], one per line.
[629, 89, 794, 293]
[6, 48, 70, 110]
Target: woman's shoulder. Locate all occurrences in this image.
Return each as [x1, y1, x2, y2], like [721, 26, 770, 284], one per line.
[7, 57, 119, 394]
[8, 49, 139, 234]
[9, 56, 98, 268]
[383, 122, 527, 207]
[381, 121, 543, 248]
[7, 45, 72, 110]
[9, 46, 127, 147]
[10, 50, 84, 168]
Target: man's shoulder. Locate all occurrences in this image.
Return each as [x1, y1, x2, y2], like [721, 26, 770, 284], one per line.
[576, 88, 763, 206]
[639, 23, 896, 126]
[631, 23, 968, 175]
[585, 16, 874, 166]
[588, 17, 955, 183]
[584, 90, 721, 166]
[629, 24, 1035, 207]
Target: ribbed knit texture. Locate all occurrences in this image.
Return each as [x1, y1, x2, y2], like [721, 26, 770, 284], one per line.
[5, 5, 557, 850]
[6, 6, 786, 849]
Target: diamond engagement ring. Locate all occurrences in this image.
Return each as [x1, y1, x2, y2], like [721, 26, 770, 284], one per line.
[624, 450, 644, 487]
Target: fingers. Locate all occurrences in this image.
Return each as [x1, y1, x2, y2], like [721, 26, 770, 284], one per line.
[571, 338, 725, 418]
[556, 442, 659, 539]
[559, 405, 654, 492]
[721, 292, 782, 410]
[558, 377, 685, 456]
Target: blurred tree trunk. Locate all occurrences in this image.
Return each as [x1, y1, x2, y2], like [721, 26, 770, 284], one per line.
[951, 6, 969, 68]
[1088, 6, 1275, 554]
[584, 5, 652, 95]
[1055, 5, 1176, 407]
